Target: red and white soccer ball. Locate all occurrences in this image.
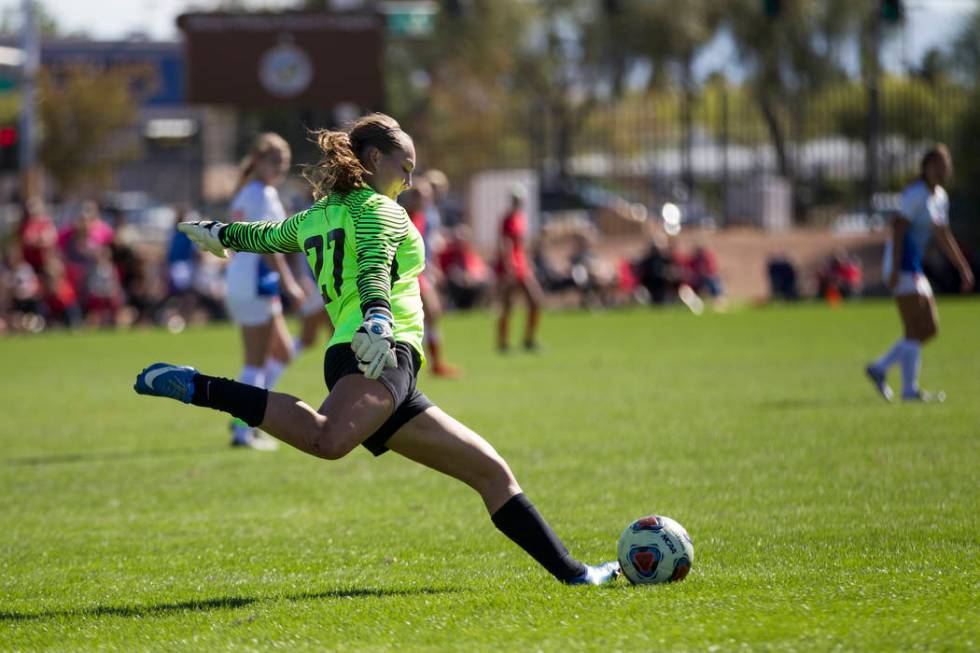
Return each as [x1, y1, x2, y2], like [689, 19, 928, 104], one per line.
[617, 515, 694, 585]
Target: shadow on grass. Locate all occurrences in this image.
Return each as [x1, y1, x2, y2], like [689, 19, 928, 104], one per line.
[757, 397, 870, 410]
[0, 586, 461, 622]
[3, 445, 223, 467]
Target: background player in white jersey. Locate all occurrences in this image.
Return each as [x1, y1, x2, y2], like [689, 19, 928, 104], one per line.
[865, 144, 974, 402]
[225, 133, 307, 448]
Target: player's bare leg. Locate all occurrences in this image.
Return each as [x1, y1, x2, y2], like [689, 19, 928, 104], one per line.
[896, 294, 942, 402]
[421, 282, 460, 377]
[497, 282, 514, 352]
[519, 276, 544, 351]
[230, 321, 277, 448]
[258, 375, 395, 459]
[387, 407, 619, 585]
[387, 406, 520, 513]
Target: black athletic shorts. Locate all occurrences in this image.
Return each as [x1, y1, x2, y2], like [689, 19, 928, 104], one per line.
[322, 341, 433, 457]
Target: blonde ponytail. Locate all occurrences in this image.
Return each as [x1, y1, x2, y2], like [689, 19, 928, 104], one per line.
[304, 113, 409, 200]
[304, 129, 368, 199]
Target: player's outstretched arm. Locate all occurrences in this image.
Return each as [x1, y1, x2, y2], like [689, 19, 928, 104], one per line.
[934, 225, 975, 292]
[178, 212, 304, 257]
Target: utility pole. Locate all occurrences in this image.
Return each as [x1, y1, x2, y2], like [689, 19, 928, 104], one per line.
[866, 0, 881, 225]
[19, 0, 40, 199]
[721, 78, 730, 227]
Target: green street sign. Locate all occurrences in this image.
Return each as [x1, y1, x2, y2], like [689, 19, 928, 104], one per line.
[384, 2, 437, 37]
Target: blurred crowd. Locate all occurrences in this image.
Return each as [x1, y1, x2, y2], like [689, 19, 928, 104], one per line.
[2, 185, 879, 336]
[767, 250, 863, 303]
[0, 197, 225, 335]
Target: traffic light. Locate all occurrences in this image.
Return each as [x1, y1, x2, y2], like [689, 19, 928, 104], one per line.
[763, 0, 781, 18]
[881, 0, 903, 22]
[0, 126, 17, 171]
[603, 0, 624, 15]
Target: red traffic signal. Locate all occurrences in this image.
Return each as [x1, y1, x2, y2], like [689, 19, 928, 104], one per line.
[0, 126, 17, 148]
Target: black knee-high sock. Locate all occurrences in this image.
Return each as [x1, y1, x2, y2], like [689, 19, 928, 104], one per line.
[491, 493, 587, 582]
[190, 374, 268, 427]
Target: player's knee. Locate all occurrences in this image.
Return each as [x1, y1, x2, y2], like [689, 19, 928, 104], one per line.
[470, 453, 516, 495]
[310, 423, 355, 461]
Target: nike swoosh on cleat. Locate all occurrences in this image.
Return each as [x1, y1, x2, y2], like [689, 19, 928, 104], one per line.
[143, 366, 179, 389]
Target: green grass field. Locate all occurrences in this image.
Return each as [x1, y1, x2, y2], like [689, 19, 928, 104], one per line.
[1, 300, 978, 651]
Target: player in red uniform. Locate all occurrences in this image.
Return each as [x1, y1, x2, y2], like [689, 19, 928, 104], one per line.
[496, 184, 543, 352]
[402, 184, 460, 377]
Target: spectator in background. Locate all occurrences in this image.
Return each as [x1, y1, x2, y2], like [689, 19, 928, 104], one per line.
[106, 206, 149, 324]
[41, 255, 82, 329]
[567, 231, 618, 308]
[17, 197, 57, 274]
[689, 243, 724, 302]
[437, 224, 490, 310]
[634, 232, 677, 305]
[167, 204, 199, 298]
[58, 200, 114, 251]
[83, 245, 125, 327]
[767, 252, 800, 301]
[531, 239, 575, 295]
[401, 184, 461, 377]
[224, 132, 307, 450]
[496, 183, 544, 352]
[425, 168, 463, 228]
[60, 209, 101, 304]
[817, 250, 862, 300]
[160, 205, 226, 329]
[7, 246, 46, 332]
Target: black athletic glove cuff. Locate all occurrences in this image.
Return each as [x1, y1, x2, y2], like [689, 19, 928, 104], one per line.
[361, 299, 393, 317]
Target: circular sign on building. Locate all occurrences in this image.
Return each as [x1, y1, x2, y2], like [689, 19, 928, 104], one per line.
[258, 37, 313, 98]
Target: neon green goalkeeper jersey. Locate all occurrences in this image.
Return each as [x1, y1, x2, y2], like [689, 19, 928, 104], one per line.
[220, 187, 426, 360]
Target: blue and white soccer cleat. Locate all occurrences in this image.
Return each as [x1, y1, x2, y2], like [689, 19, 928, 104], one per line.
[566, 561, 621, 586]
[902, 389, 945, 403]
[864, 364, 894, 402]
[134, 363, 197, 404]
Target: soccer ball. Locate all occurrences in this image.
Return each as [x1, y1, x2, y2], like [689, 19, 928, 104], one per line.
[617, 515, 694, 585]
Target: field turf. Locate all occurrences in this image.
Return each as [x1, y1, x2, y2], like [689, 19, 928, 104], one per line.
[1, 300, 978, 651]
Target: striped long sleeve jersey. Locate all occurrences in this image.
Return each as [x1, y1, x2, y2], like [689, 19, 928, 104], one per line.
[220, 187, 426, 358]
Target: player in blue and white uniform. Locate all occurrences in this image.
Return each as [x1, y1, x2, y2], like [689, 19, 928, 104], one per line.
[865, 145, 974, 402]
[225, 133, 307, 448]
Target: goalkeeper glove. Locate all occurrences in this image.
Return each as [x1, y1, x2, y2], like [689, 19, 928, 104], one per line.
[177, 220, 228, 259]
[351, 306, 397, 380]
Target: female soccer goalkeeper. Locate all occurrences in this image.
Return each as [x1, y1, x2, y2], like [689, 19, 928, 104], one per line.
[134, 113, 618, 586]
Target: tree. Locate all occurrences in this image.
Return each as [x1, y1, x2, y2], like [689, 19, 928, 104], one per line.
[946, 9, 980, 88]
[724, 0, 865, 180]
[945, 9, 980, 208]
[393, 0, 535, 179]
[38, 66, 141, 195]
